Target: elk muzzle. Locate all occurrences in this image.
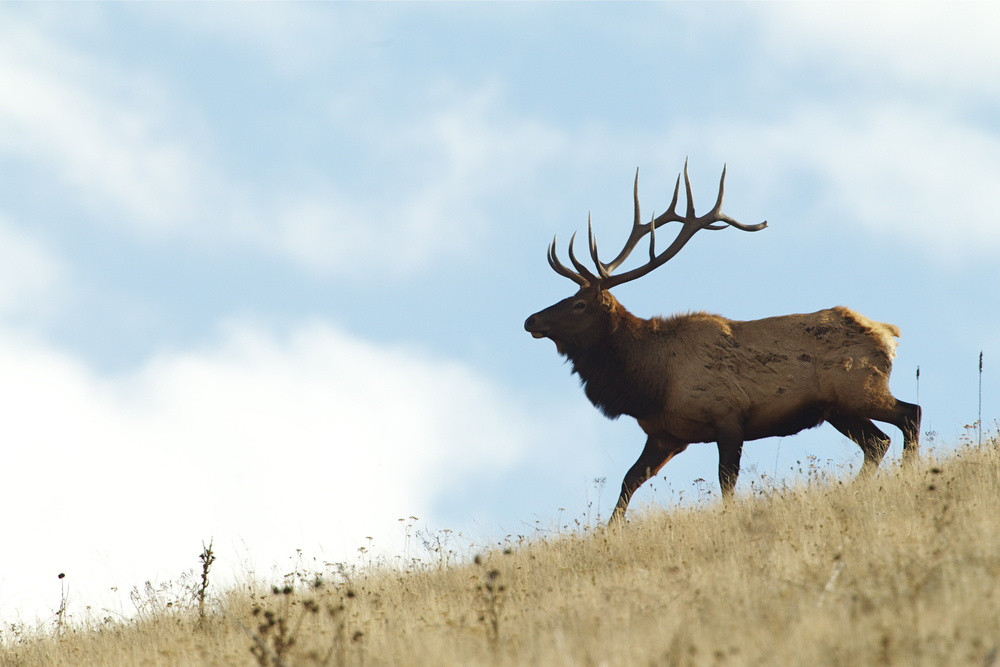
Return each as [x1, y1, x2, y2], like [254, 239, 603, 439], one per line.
[524, 314, 547, 339]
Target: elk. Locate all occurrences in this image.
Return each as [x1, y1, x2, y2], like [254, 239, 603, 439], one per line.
[524, 161, 921, 523]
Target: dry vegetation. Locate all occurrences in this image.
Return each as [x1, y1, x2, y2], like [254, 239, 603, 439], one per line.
[3, 438, 1000, 666]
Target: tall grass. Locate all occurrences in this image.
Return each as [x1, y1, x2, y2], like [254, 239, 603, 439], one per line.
[3, 437, 999, 665]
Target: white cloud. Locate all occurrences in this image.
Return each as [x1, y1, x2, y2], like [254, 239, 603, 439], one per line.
[258, 84, 567, 275]
[0, 217, 67, 318]
[0, 18, 218, 236]
[143, 2, 381, 77]
[682, 101, 1000, 262]
[0, 12, 565, 278]
[760, 3, 1000, 99]
[0, 320, 531, 623]
[623, 4, 1000, 263]
[803, 106, 1000, 258]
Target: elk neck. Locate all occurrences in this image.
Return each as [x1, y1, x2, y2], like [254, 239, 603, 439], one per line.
[564, 300, 667, 421]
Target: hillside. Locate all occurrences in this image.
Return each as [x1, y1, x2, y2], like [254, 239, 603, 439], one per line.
[3, 439, 999, 666]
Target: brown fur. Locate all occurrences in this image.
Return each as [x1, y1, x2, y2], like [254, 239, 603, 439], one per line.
[525, 287, 921, 523]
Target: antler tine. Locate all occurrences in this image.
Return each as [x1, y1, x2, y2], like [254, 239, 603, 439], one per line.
[599, 162, 767, 290]
[700, 165, 729, 230]
[706, 165, 768, 232]
[648, 211, 656, 260]
[720, 216, 768, 232]
[587, 213, 611, 279]
[633, 167, 641, 234]
[683, 158, 696, 219]
[647, 173, 684, 233]
[594, 168, 657, 275]
[542, 162, 765, 289]
[663, 173, 681, 220]
[567, 232, 600, 283]
[547, 235, 588, 286]
[712, 164, 727, 215]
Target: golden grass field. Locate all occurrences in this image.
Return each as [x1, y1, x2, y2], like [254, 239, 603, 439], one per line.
[3, 437, 999, 666]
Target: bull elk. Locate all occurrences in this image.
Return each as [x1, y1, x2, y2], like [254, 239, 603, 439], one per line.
[524, 161, 921, 523]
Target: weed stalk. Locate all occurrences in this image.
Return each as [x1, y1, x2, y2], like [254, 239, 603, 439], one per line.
[474, 555, 507, 653]
[54, 572, 68, 637]
[979, 352, 984, 448]
[197, 539, 216, 627]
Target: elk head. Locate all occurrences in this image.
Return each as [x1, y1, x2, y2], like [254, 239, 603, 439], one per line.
[524, 161, 767, 353]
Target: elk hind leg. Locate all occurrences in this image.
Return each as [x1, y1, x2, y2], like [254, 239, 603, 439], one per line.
[869, 398, 922, 464]
[895, 399, 921, 463]
[610, 436, 688, 525]
[829, 414, 891, 478]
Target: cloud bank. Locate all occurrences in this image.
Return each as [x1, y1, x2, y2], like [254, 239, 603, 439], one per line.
[0, 320, 531, 622]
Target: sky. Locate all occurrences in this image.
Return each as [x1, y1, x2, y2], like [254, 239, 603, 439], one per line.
[1, 3, 998, 627]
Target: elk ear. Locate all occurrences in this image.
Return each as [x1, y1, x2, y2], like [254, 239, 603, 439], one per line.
[598, 290, 616, 309]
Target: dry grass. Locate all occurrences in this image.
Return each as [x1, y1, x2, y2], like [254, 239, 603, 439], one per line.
[3, 439, 1000, 666]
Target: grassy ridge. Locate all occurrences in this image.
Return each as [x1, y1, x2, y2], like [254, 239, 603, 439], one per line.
[3, 440, 999, 665]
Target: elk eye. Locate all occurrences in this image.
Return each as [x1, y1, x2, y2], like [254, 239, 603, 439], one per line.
[572, 300, 587, 312]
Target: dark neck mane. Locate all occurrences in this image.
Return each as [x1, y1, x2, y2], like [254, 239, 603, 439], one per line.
[563, 309, 665, 420]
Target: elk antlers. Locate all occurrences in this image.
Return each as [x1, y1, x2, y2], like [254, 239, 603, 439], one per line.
[548, 160, 767, 289]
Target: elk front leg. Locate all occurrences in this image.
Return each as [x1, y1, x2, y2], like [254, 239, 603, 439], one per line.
[716, 425, 744, 501]
[609, 436, 688, 525]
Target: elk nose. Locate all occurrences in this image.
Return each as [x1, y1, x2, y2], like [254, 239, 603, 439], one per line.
[523, 315, 536, 331]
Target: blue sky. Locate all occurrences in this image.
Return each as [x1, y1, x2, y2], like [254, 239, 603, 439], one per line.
[1, 3, 998, 624]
